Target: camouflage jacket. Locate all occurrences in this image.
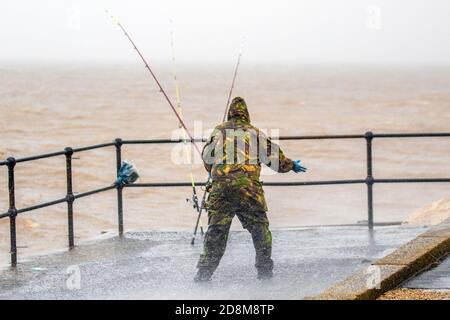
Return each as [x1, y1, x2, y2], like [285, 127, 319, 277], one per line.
[202, 97, 294, 212]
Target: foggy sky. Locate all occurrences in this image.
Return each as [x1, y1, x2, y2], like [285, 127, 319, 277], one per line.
[1, 0, 450, 65]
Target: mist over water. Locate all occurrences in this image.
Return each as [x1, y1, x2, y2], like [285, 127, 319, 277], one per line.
[0, 63, 449, 265]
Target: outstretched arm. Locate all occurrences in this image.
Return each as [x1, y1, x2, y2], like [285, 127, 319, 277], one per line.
[259, 133, 294, 173]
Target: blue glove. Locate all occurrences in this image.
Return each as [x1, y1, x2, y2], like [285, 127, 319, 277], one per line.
[293, 160, 307, 173]
[115, 161, 139, 186]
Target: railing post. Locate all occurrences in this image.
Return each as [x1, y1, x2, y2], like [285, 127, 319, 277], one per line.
[365, 131, 374, 229]
[115, 138, 124, 236]
[65, 147, 75, 249]
[7, 157, 17, 267]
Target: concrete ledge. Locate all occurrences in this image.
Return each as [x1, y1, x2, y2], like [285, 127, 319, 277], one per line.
[374, 236, 449, 266]
[420, 219, 450, 238]
[310, 218, 450, 300]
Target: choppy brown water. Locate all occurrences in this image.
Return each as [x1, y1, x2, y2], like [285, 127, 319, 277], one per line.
[1, 63, 450, 265]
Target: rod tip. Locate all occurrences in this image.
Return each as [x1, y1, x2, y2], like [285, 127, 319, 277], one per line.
[105, 9, 119, 24]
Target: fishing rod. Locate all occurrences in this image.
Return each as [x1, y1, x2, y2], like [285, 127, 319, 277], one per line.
[222, 38, 245, 122]
[106, 11, 202, 157]
[190, 38, 245, 245]
[169, 21, 201, 217]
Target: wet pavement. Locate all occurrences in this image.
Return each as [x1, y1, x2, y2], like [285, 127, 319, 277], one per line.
[403, 255, 450, 290]
[0, 225, 426, 299]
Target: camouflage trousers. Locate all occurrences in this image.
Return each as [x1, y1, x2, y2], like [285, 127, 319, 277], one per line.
[197, 211, 273, 274]
[197, 181, 273, 274]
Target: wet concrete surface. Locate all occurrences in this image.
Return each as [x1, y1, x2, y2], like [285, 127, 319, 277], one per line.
[403, 255, 450, 290]
[0, 226, 426, 299]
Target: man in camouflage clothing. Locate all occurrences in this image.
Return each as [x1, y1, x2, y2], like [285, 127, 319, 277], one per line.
[195, 97, 307, 281]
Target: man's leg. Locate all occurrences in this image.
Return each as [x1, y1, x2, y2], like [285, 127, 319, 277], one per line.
[195, 214, 233, 281]
[238, 212, 274, 279]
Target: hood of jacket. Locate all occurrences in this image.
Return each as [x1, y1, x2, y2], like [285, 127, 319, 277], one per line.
[227, 97, 250, 123]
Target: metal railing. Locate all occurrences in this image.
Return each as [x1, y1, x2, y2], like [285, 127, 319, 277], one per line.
[1, 132, 450, 267]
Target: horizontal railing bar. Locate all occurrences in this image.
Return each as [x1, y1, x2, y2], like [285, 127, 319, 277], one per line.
[128, 182, 207, 187]
[263, 180, 365, 186]
[122, 139, 206, 144]
[1, 142, 115, 165]
[127, 179, 366, 188]
[16, 197, 67, 215]
[128, 178, 450, 188]
[0, 185, 116, 218]
[121, 133, 450, 144]
[74, 185, 116, 199]
[375, 178, 450, 183]
[373, 133, 450, 138]
[278, 135, 364, 140]
[72, 142, 115, 153]
[15, 151, 67, 164]
[0, 212, 10, 219]
[122, 136, 366, 144]
[278, 133, 450, 140]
